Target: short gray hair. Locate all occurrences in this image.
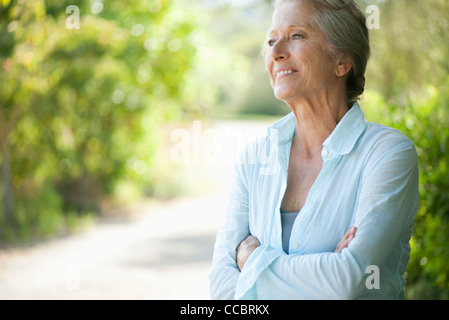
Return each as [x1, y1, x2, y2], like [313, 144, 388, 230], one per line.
[272, 0, 370, 103]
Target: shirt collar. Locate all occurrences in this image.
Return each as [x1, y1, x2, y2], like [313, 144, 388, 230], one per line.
[267, 102, 367, 155]
[323, 102, 367, 155]
[267, 112, 296, 145]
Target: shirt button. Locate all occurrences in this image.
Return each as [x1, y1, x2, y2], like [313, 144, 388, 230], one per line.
[322, 148, 329, 157]
[293, 242, 299, 249]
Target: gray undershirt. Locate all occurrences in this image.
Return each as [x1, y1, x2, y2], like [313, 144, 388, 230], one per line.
[280, 208, 299, 254]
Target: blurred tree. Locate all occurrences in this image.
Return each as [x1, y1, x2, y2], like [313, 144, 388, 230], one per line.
[197, 0, 289, 117]
[365, 0, 449, 102]
[0, 0, 48, 226]
[0, 0, 200, 239]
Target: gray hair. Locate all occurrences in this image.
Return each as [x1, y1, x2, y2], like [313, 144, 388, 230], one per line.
[271, 0, 370, 103]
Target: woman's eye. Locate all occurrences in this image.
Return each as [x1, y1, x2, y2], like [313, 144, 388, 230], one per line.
[292, 34, 304, 40]
[267, 39, 276, 47]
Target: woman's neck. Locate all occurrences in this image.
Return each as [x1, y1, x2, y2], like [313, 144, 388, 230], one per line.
[288, 92, 349, 159]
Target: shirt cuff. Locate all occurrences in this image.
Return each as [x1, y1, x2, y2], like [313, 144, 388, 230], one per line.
[235, 244, 285, 299]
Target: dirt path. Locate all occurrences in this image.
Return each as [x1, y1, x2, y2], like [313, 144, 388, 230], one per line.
[0, 191, 228, 300]
[0, 119, 271, 300]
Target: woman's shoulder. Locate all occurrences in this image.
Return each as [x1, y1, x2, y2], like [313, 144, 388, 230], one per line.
[357, 121, 418, 173]
[362, 121, 416, 150]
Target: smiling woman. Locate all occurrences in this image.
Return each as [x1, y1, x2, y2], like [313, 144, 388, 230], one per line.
[265, 1, 346, 107]
[209, 0, 419, 300]
[264, 0, 369, 105]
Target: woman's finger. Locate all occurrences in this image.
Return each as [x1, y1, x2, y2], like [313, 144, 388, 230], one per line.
[335, 227, 357, 253]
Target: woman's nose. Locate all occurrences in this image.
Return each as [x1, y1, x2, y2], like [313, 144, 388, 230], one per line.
[270, 39, 290, 61]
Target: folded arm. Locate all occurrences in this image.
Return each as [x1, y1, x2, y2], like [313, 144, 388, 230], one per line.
[209, 147, 251, 299]
[237, 226, 356, 270]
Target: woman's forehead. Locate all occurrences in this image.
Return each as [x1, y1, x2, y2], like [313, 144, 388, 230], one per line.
[269, 1, 317, 34]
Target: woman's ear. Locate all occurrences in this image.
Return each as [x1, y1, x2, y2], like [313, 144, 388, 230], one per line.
[335, 55, 352, 77]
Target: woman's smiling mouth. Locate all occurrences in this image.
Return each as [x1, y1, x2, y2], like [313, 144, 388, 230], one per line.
[275, 69, 298, 79]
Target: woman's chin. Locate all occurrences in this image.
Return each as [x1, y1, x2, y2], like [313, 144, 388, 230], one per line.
[274, 88, 299, 103]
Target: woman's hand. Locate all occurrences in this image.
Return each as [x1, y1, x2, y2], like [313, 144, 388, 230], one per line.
[335, 226, 357, 253]
[236, 235, 260, 271]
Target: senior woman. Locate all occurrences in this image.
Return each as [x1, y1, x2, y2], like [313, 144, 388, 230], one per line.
[209, 0, 419, 300]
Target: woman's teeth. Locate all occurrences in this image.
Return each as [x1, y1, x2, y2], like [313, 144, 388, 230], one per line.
[276, 70, 295, 78]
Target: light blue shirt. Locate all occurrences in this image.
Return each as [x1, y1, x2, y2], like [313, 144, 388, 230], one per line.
[209, 103, 420, 300]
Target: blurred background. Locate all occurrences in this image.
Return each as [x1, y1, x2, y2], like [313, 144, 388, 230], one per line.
[0, 0, 448, 299]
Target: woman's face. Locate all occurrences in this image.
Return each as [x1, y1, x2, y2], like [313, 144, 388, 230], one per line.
[265, 0, 340, 103]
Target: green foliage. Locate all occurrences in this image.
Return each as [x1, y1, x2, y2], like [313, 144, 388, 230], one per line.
[194, 1, 290, 118]
[365, 0, 449, 101]
[1, 182, 63, 242]
[0, 0, 202, 243]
